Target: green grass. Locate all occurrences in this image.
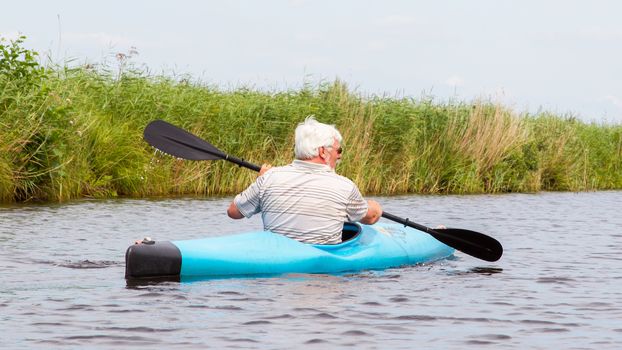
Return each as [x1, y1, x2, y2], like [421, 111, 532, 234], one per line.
[1, 37, 621, 203]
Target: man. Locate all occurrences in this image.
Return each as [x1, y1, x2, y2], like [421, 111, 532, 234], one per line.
[227, 116, 382, 244]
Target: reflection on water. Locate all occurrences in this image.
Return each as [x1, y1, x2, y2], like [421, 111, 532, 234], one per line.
[467, 266, 504, 275]
[55, 260, 122, 269]
[1, 192, 621, 349]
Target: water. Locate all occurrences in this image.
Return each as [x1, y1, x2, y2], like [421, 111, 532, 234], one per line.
[1, 192, 621, 349]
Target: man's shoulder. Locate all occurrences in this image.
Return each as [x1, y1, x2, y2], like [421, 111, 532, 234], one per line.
[264, 163, 296, 174]
[325, 171, 359, 189]
[266, 163, 359, 189]
[260, 164, 297, 179]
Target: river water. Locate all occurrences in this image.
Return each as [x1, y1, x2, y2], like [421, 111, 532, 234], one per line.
[1, 191, 621, 349]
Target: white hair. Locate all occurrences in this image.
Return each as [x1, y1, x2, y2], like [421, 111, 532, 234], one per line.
[294, 116, 342, 160]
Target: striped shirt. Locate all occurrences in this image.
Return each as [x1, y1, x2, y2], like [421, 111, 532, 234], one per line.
[234, 160, 368, 244]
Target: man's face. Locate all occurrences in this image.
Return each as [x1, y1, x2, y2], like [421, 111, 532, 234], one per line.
[321, 139, 342, 169]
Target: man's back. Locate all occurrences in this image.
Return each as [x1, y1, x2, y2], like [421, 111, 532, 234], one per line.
[234, 160, 368, 244]
[228, 116, 382, 243]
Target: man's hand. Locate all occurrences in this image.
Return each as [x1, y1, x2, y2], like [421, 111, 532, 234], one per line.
[227, 201, 244, 219]
[360, 200, 382, 225]
[259, 163, 272, 176]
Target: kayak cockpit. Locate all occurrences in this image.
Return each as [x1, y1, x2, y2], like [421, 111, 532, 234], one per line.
[341, 222, 362, 242]
[312, 222, 363, 252]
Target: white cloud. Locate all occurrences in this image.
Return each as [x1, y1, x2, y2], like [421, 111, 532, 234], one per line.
[602, 95, 622, 108]
[63, 32, 135, 48]
[445, 75, 464, 87]
[294, 32, 323, 42]
[375, 15, 417, 27]
[0, 31, 23, 41]
[292, 56, 333, 70]
[579, 26, 622, 41]
[287, 0, 312, 7]
[366, 40, 387, 52]
[539, 26, 622, 42]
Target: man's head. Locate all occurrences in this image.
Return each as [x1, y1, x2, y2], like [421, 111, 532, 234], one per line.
[294, 116, 343, 169]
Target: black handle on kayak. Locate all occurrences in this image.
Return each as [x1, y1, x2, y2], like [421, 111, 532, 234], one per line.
[143, 119, 503, 262]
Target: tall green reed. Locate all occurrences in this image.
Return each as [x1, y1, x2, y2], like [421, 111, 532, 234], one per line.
[1, 37, 621, 203]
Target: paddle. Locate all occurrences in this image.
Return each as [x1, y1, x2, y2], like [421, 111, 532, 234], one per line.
[144, 119, 503, 262]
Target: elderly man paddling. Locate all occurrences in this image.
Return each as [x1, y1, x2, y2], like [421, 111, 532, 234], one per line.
[227, 116, 382, 245]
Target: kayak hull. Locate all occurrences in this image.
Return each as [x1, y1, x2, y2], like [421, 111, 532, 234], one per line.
[125, 223, 454, 280]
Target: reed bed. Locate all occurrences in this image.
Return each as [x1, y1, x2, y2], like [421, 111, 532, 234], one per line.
[1, 37, 621, 203]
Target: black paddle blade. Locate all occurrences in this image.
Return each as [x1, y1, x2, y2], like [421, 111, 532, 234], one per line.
[144, 120, 225, 160]
[432, 228, 503, 262]
[381, 211, 502, 262]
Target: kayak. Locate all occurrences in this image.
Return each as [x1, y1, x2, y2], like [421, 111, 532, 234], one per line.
[124, 222, 454, 280]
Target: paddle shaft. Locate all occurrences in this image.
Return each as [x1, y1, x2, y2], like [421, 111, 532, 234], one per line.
[211, 147, 498, 259]
[222, 154, 261, 172]
[381, 211, 440, 235]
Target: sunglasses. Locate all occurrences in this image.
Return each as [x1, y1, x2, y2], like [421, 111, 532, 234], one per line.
[322, 146, 343, 155]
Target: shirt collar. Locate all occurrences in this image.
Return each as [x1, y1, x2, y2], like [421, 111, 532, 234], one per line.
[292, 159, 334, 173]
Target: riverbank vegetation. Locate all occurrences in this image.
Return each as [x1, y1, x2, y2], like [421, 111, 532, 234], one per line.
[1, 36, 621, 203]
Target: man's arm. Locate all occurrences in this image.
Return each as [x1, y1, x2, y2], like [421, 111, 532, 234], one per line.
[227, 201, 244, 219]
[226, 164, 271, 220]
[359, 199, 382, 225]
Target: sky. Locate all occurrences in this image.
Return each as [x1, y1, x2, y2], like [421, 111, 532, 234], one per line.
[2, 0, 621, 124]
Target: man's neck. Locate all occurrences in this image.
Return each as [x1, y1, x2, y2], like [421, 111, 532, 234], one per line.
[300, 156, 325, 165]
[294, 158, 335, 171]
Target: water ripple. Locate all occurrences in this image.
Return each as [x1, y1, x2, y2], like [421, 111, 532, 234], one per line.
[242, 320, 272, 325]
[341, 330, 372, 336]
[56, 260, 122, 269]
[312, 312, 338, 319]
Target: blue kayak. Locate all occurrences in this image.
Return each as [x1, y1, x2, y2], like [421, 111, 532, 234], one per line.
[124, 222, 454, 280]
